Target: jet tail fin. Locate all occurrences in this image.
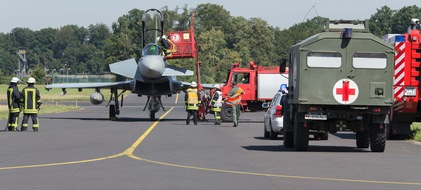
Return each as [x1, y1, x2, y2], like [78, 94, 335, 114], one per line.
[109, 58, 138, 78]
[162, 65, 194, 76]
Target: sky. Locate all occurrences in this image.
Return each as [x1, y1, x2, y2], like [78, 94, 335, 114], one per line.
[0, 0, 419, 33]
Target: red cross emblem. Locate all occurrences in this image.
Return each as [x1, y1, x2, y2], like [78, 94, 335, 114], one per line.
[336, 81, 356, 101]
[333, 79, 359, 104]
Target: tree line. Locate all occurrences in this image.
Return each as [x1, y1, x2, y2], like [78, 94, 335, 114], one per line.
[0, 4, 420, 84]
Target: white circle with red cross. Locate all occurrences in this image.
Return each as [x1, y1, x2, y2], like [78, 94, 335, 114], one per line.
[332, 79, 359, 104]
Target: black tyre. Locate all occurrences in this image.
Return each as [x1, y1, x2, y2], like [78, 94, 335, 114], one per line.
[221, 103, 233, 122]
[320, 132, 328, 140]
[109, 105, 118, 121]
[370, 124, 386, 152]
[283, 131, 294, 148]
[356, 131, 369, 148]
[293, 113, 309, 151]
[269, 123, 278, 140]
[264, 123, 270, 138]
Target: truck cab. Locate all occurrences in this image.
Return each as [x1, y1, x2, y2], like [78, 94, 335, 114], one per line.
[219, 61, 288, 121]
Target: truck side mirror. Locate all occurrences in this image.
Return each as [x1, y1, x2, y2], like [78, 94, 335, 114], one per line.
[279, 58, 287, 73]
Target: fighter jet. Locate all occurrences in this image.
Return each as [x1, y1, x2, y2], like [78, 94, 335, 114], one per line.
[45, 9, 194, 121]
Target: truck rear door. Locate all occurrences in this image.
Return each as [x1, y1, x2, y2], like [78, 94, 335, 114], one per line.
[345, 38, 392, 106]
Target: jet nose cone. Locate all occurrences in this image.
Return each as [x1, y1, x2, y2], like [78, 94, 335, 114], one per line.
[139, 56, 165, 78]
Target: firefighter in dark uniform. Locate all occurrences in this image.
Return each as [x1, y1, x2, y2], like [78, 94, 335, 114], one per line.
[158, 35, 175, 56]
[7, 77, 21, 131]
[279, 84, 293, 147]
[21, 77, 41, 132]
[185, 81, 200, 125]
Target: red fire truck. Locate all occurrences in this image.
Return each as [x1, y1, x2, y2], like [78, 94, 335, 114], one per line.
[382, 19, 421, 138]
[218, 61, 289, 121]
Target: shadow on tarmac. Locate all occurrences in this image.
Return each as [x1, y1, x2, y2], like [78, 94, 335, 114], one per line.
[40, 116, 190, 122]
[242, 145, 370, 153]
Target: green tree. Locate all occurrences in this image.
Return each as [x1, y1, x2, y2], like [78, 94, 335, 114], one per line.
[369, 6, 395, 37]
[391, 5, 421, 33]
[197, 28, 226, 83]
[106, 9, 143, 63]
[30, 65, 46, 83]
[195, 3, 231, 32]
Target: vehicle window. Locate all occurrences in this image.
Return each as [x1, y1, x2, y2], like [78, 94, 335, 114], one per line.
[307, 52, 342, 68]
[240, 73, 250, 84]
[232, 72, 250, 84]
[352, 52, 387, 69]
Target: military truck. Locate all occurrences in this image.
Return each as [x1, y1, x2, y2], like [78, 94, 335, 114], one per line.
[279, 20, 394, 152]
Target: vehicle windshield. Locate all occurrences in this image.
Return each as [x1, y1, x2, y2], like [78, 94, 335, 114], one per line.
[142, 43, 162, 56]
[142, 9, 163, 45]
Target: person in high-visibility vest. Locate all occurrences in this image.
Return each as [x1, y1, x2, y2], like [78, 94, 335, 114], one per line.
[20, 77, 41, 132]
[7, 77, 21, 131]
[185, 81, 200, 125]
[225, 81, 245, 127]
[210, 84, 223, 125]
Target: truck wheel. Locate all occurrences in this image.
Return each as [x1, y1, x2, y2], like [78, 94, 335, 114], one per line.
[356, 131, 369, 148]
[283, 131, 294, 148]
[293, 113, 309, 151]
[221, 103, 233, 122]
[370, 124, 386, 152]
[320, 132, 328, 140]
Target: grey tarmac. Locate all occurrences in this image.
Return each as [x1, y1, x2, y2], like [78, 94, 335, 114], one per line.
[0, 93, 420, 190]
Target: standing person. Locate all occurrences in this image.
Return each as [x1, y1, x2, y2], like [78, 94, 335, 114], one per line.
[279, 84, 293, 147]
[226, 81, 245, 127]
[185, 81, 200, 125]
[20, 77, 41, 132]
[158, 35, 175, 56]
[7, 77, 21, 131]
[210, 84, 223, 125]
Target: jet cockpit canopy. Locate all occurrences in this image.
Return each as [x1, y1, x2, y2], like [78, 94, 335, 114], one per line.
[142, 9, 164, 47]
[142, 43, 163, 56]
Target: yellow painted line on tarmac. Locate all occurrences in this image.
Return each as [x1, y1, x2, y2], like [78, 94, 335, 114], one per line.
[0, 107, 174, 171]
[175, 93, 179, 104]
[122, 107, 173, 155]
[2, 106, 421, 187]
[127, 154, 421, 186]
[0, 153, 124, 170]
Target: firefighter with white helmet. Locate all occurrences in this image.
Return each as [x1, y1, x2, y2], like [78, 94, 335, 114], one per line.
[185, 81, 200, 125]
[210, 84, 223, 125]
[158, 35, 175, 56]
[7, 77, 21, 131]
[20, 77, 41, 132]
